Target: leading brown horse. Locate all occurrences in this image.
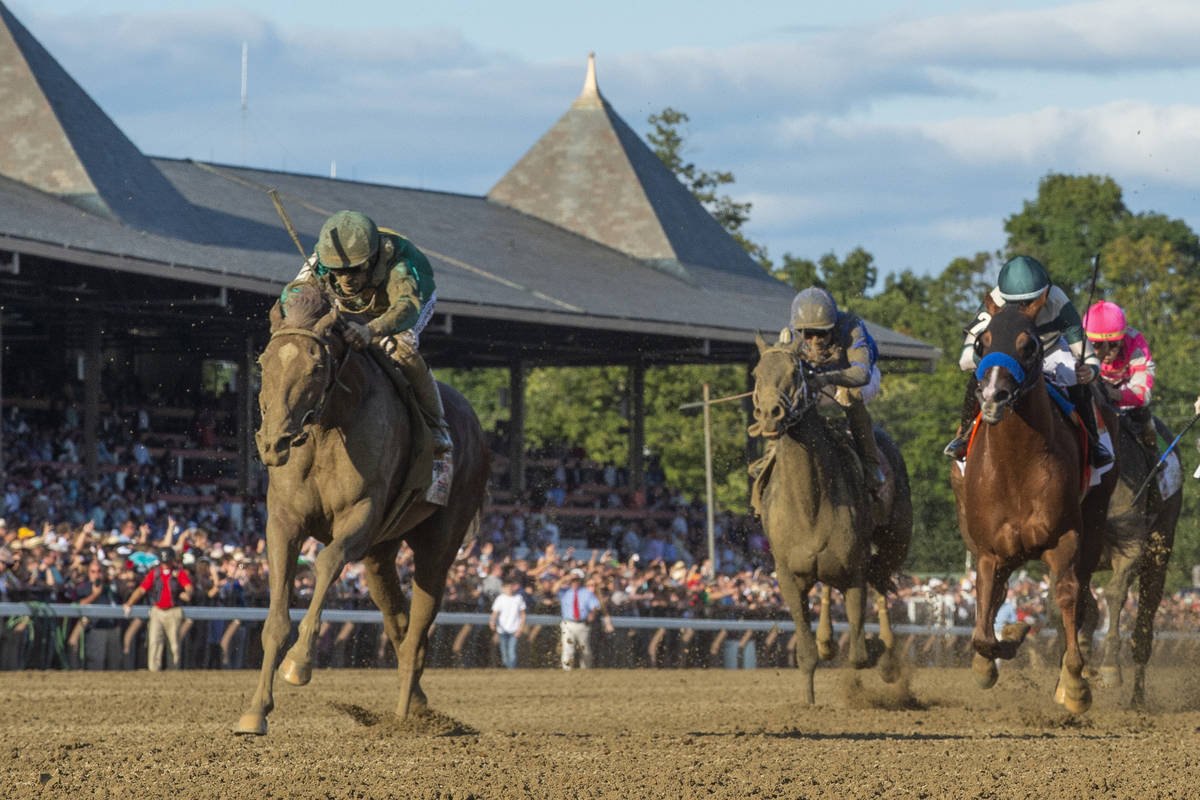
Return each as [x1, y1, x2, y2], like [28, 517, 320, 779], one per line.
[236, 283, 488, 735]
[949, 295, 1118, 713]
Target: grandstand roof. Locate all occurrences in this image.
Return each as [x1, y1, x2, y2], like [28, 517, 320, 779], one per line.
[0, 5, 938, 368]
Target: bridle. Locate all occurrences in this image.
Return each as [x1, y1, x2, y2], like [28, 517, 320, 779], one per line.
[755, 346, 819, 433]
[974, 334, 1042, 412]
[264, 326, 350, 444]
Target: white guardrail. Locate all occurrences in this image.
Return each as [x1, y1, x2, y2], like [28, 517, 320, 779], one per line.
[4, 603, 1198, 639]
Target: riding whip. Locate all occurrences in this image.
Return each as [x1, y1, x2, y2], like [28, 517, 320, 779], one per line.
[268, 188, 308, 258]
[1083, 252, 1101, 324]
[1130, 408, 1200, 505]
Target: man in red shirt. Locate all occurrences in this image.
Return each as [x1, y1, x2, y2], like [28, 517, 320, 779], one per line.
[123, 547, 193, 671]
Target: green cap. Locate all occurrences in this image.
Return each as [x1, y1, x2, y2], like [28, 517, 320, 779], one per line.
[316, 211, 379, 270]
[789, 287, 838, 330]
[997, 255, 1050, 301]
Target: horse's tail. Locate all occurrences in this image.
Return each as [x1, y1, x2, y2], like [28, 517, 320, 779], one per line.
[868, 430, 913, 597]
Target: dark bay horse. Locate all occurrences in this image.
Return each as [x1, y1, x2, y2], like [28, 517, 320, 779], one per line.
[236, 284, 488, 735]
[1085, 413, 1182, 706]
[949, 295, 1118, 713]
[750, 334, 912, 705]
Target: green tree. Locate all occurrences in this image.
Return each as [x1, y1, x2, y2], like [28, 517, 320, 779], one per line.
[647, 108, 769, 267]
[1003, 173, 1127, 294]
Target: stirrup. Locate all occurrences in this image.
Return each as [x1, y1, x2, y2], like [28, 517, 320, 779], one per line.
[943, 436, 968, 460]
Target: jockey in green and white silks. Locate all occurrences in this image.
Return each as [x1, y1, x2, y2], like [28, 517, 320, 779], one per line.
[758, 287, 885, 491]
[944, 255, 1111, 468]
[284, 210, 450, 457]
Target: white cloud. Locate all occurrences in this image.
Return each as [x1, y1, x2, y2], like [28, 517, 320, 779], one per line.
[917, 101, 1200, 183]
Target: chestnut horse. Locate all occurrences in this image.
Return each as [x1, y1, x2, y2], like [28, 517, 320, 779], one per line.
[750, 333, 912, 705]
[949, 295, 1117, 713]
[236, 284, 488, 735]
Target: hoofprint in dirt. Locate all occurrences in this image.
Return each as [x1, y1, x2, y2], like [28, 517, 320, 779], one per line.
[3, 667, 1200, 800]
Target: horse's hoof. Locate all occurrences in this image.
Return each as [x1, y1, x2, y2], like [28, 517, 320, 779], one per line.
[1053, 679, 1066, 705]
[280, 657, 312, 686]
[1000, 622, 1031, 644]
[877, 650, 901, 684]
[864, 637, 886, 668]
[1099, 665, 1122, 688]
[234, 713, 268, 736]
[1064, 684, 1092, 714]
[972, 655, 998, 689]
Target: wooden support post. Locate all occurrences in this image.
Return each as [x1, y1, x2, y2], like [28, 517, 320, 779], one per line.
[238, 335, 255, 498]
[84, 313, 102, 484]
[628, 361, 645, 490]
[508, 360, 526, 495]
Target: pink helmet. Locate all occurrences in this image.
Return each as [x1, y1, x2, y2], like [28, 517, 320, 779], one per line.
[1082, 300, 1126, 341]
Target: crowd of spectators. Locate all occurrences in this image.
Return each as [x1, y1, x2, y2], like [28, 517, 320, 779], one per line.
[2, 386, 1200, 672]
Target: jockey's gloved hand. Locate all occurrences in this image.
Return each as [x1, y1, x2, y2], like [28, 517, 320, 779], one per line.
[1074, 362, 1097, 384]
[344, 321, 372, 350]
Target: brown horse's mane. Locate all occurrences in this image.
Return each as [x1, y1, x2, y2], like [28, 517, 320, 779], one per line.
[269, 282, 331, 333]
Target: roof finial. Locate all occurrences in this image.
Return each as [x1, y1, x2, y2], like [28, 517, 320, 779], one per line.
[577, 52, 601, 105]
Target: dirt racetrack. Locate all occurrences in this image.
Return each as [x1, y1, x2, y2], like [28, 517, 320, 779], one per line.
[4, 664, 1200, 800]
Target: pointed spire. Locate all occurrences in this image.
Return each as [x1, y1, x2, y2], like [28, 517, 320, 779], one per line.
[573, 52, 603, 109]
[489, 51, 765, 280]
[0, 2, 200, 237]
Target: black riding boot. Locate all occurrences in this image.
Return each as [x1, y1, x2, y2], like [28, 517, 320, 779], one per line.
[1067, 384, 1114, 468]
[943, 374, 981, 460]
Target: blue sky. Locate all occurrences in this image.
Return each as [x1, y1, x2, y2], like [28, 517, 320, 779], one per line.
[13, 1, 1200, 284]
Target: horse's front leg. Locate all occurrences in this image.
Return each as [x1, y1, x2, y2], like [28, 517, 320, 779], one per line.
[1131, 522, 1175, 709]
[844, 582, 872, 668]
[281, 500, 376, 686]
[773, 566, 817, 704]
[816, 584, 836, 661]
[1044, 530, 1092, 713]
[1098, 553, 1136, 688]
[236, 520, 299, 735]
[970, 554, 1016, 688]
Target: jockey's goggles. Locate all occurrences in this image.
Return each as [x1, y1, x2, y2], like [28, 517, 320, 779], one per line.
[315, 259, 368, 277]
[797, 328, 833, 340]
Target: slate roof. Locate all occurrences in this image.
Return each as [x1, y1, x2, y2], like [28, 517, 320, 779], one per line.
[0, 5, 938, 365]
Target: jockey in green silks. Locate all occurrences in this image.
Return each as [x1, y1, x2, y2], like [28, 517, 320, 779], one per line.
[283, 210, 450, 458]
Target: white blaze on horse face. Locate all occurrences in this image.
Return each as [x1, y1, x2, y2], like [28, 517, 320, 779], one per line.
[277, 342, 300, 366]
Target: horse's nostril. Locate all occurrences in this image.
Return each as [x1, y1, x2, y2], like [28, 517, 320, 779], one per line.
[770, 406, 784, 420]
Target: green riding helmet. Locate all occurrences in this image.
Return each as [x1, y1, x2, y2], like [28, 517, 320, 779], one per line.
[997, 255, 1050, 302]
[316, 210, 379, 271]
[789, 287, 838, 331]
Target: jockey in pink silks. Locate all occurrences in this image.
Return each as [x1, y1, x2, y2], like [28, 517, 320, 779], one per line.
[1081, 300, 1157, 454]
